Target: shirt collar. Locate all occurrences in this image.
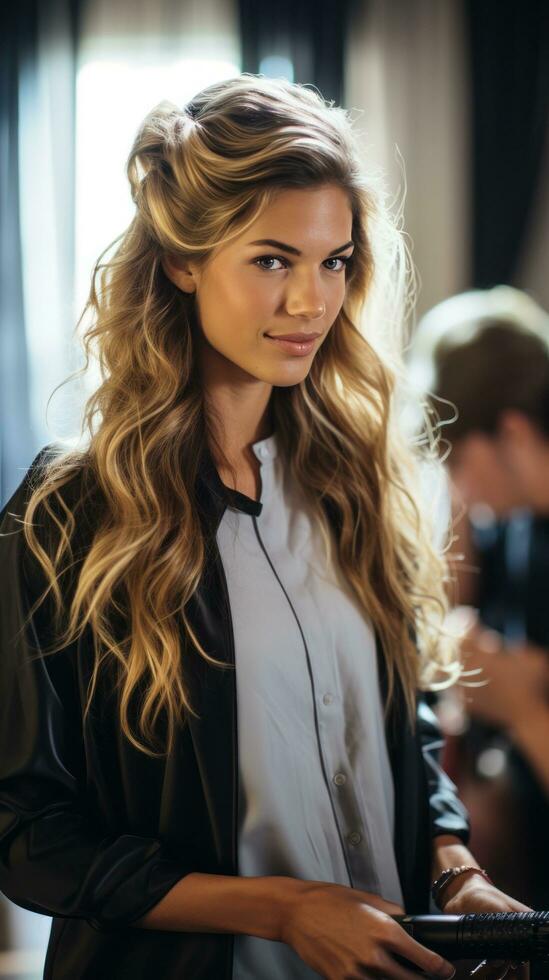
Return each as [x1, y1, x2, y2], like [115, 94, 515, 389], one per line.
[197, 441, 263, 531]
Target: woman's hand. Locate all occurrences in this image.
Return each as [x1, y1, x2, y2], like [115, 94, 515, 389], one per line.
[440, 873, 531, 980]
[280, 880, 457, 980]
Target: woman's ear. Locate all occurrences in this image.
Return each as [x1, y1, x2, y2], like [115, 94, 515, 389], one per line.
[161, 252, 197, 294]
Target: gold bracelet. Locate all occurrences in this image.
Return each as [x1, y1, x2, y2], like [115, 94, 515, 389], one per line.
[431, 865, 493, 910]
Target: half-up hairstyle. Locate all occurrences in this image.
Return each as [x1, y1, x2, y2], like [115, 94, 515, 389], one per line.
[15, 73, 462, 756]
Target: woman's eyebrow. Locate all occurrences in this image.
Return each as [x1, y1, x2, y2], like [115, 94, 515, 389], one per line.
[247, 238, 354, 257]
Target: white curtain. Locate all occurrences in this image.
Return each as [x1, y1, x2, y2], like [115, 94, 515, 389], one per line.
[9, 0, 78, 485]
[18, 0, 241, 469]
[73, 0, 241, 423]
[344, 0, 471, 321]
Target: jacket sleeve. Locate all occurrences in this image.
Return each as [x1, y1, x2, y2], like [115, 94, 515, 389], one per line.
[416, 694, 471, 843]
[0, 448, 191, 930]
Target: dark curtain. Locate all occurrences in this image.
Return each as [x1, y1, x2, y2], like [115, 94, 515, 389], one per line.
[0, 5, 35, 506]
[0, 0, 78, 508]
[466, 0, 549, 287]
[237, 0, 353, 107]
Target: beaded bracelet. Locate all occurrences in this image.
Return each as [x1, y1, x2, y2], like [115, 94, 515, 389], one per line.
[431, 865, 493, 910]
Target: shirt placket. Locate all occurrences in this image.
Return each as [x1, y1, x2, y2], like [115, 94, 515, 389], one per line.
[310, 629, 382, 895]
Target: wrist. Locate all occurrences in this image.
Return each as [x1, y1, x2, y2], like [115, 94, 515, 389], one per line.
[433, 867, 493, 911]
[431, 834, 478, 881]
[276, 876, 312, 943]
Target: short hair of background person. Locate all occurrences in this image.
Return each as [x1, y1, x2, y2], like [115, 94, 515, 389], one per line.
[412, 287, 549, 514]
[408, 286, 549, 604]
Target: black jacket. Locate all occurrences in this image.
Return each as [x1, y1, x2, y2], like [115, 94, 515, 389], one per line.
[0, 444, 470, 979]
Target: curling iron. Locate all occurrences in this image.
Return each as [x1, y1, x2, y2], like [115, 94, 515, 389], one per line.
[393, 912, 549, 962]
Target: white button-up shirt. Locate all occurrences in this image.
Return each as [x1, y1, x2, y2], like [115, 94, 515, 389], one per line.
[215, 432, 403, 979]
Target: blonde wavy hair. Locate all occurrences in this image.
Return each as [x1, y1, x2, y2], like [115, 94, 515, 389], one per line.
[18, 73, 462, 756]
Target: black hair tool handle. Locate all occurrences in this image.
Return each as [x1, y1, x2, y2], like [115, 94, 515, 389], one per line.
[392, 912, 549, 962]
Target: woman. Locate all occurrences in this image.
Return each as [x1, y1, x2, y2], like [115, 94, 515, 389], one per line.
[0, 75, 529, 980]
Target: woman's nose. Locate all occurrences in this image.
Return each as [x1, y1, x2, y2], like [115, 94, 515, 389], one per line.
[285, 286, 326, 320]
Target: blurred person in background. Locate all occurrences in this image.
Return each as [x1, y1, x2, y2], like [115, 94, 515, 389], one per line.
[409, 286, 549, 917]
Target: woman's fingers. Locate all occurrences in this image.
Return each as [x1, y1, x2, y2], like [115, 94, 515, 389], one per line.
[358, 946, 456, 980]
[384, 923, 456, 978]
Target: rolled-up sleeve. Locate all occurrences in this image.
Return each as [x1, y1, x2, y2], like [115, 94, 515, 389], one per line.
[0, 452, 190, 930]
[416, 695, 471, 843]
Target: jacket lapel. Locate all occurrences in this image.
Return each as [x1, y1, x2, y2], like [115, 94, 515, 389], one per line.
[376, 635, 428, 910]
[184, 445, 239, 874]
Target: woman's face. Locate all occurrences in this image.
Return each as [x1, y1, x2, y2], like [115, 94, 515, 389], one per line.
[163, 183, 354, 388]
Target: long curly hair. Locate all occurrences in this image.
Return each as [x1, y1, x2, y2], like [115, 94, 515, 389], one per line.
[17, 73, 461, 756]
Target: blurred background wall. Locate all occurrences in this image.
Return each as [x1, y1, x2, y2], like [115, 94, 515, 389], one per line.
[1, 0, 548, 976]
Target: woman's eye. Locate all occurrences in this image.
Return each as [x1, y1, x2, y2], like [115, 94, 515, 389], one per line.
[323, 257, 348, 272]
[254, 255, 286, 271]
[253, 254, 351, 272]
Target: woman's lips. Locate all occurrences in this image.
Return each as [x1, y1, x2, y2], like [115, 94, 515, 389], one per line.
[265, 335, 319, 356]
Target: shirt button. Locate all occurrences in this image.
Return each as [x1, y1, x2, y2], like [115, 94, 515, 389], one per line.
[333, 772, 346, 786]
[322, 693, 334, 705]
[348, 831, 362, 846]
